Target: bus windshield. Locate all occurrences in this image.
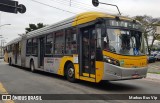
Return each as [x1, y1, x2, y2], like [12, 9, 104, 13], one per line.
[103, 28, 143, 55]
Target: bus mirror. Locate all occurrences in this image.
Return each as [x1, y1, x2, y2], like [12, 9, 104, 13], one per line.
[92, 0, 99, 7]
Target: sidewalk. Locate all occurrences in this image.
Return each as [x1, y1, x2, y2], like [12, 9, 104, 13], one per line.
[147, 73, 160, 80]
[147, 61, 160, 80]
[148, 61, 160, 74]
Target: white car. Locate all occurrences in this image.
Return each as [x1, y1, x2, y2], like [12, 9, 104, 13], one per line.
[155, 54, 160, 60]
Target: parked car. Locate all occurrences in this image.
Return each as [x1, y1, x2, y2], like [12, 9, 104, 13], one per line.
[152, 51, 160, 54]
[147, 55, 156, 63]
[151, 53, 157, 57]
[155, 54, 160, 60]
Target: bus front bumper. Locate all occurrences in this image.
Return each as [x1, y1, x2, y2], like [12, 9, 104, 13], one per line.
[102, 63, 148, 81]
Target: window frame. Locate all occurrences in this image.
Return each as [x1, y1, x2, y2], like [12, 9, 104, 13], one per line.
[45, 33, 53, 55]
[54, 29, 65, 55]
[32, 38, 38, 55]
[65, 27, 77, 54]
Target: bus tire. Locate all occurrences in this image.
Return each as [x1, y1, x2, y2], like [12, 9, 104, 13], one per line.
[30, 60, 35, 72]
[9, 58, 12, 66]
[8, 58, 9, 63]
[66, 63, 76, 82]
[8, 58, 10, 65]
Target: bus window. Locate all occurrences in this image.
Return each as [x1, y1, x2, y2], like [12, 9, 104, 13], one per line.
[96, 28, 102, 48]
[26, 39, 32, 55]
[12, 44, 15, 54]
[19, 42, 21, 55]
[32, 38, 38, 55]
[16, 42, 19, 55]
[54, 30, 64, 54]
[105, 29, 142, 55]
[65, 28, 77, 54]
[45, 34, 53, 54]
[9, 45, 12, 52]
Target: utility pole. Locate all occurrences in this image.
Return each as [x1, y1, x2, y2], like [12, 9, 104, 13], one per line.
[1, 39, 6, 56]
[0, 24, 10, 57]
[69, 0, 71, 6]
[0, 36, 2, 57]
[1, 39, 5, 56]
[0, 37, 3, 57]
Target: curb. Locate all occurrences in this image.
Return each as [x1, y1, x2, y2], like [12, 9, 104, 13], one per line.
[146, 73, 160, 80]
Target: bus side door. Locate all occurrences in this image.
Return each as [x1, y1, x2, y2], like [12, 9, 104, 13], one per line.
[79, 25, 96, 79]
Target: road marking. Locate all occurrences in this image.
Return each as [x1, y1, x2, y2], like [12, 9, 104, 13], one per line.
[0, 82, 14, 103]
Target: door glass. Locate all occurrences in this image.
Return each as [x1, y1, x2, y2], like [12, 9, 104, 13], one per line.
[15, 43, 19, 64]
[40, 37, 45, 66]
[81, 27, 96, 75]
[90, 29, 96, 74]
[82, 29, 89, 73]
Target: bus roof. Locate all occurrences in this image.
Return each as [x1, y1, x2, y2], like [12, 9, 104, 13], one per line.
[72, 11, 134, 26]
[26, 12, 135, 39]
[5, 11, 136, 46]
[5, 37, 21, 46]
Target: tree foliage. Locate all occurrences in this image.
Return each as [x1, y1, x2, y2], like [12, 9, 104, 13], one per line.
[25, 23, 45, 33]
[134, 15, 160, 55]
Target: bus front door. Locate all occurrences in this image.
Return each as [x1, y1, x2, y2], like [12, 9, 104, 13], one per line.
[80, 26, 96, 78]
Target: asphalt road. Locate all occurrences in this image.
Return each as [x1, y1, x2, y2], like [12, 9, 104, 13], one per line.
[0, 59, 160, 103]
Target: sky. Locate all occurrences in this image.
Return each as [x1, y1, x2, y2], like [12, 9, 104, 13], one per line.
[0, 0, 160, 44]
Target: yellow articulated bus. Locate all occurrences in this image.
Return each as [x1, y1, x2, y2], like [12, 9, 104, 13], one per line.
[4, 12, 148, 83]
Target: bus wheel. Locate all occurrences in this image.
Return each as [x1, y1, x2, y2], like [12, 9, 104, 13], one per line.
[9, 58, 12, 66]
[30, 60, 35, 72]
[66, 63, 76, 82]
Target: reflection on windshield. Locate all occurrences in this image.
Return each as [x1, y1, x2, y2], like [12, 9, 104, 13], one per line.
[103, 29, 142, 55]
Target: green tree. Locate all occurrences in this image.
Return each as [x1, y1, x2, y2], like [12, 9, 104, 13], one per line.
[134, 15, 160, 55]
[25, 23, 45, 33]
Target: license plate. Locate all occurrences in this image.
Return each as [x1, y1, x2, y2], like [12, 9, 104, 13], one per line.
[132, 74, 140, 78]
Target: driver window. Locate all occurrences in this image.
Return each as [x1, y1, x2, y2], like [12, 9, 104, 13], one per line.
[130, 37, 136, 48]
[106, 29, 117, 52]
[96, 28, 102, 48]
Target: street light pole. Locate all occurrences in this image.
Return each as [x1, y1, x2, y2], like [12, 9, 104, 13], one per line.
[0, 24, 11, 27]
[1, 39, 6, 56]
[0, 36, 3, 57]
[0, 24, 11, 57]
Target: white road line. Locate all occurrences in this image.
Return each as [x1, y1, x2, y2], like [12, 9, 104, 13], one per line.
[0, 82, 15, 103]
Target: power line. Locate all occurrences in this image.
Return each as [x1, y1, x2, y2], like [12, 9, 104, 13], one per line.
[70, 0, 117, 13]
[49, 0, 103, 14]
[50, 0, 116, 13]
[70, 0, 107, 12]
[30, 0, 76, 14]
[49, 0, 106, 13]
[50, 0, 71, 6]
[69, 0, 108, 11]
[53, 0, 91, 11]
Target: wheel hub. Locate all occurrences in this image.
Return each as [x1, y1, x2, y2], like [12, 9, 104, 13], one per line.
[68, 68, 74, 77]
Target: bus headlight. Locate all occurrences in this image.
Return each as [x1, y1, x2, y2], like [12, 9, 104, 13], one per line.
[103, 56, 120, 66]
